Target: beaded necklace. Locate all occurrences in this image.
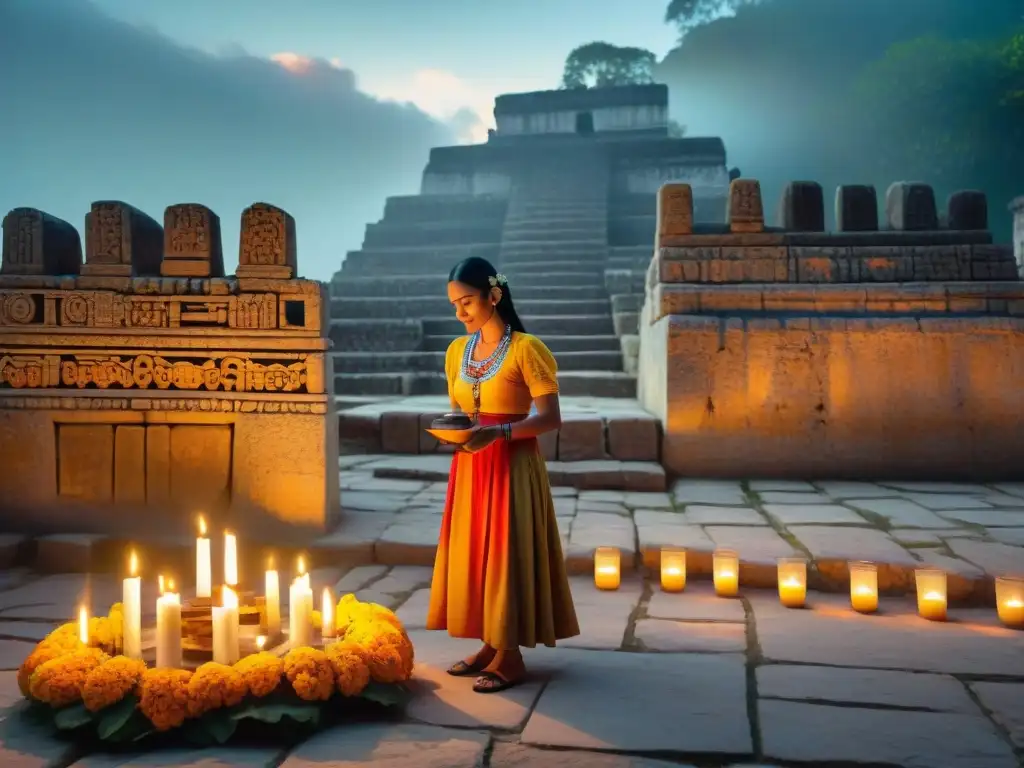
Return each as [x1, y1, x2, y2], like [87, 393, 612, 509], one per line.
[460, 324, 512, 416]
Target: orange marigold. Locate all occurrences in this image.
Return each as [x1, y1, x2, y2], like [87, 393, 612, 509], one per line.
[233, 652, 284, 698]
[18, 643, 71, 697]
[82, 656, 147, 712]
[138, 668, 192, 731]
[283, 647, 334, 702]
[325, 642, 370, 697]
[186, 662, 246, 718]
[29, 647, 110, 707]
[366, 643, 406, 685]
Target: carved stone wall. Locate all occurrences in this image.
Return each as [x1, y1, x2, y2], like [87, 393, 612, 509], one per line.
[0, 201, 339, 533]
[639, 179, 1024, 480]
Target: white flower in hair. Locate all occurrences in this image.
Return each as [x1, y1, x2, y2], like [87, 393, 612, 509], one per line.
[488, 273, 508, 287]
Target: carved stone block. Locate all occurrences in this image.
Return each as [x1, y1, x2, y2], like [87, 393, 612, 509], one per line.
[656, 184, 693, 245]
[835, 185, 879, 232]
[778, 181, 825, 232]
[84, 201, 164, 277]
[161, 204, 224, 278]
[885, 182, 938, 231]
[727, 179, 764, 233]
[946, 190, 988, 231]
[1, 208, 82, 276]
[236, 203, 297, 279]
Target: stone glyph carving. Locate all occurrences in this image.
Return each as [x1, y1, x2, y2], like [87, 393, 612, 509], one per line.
[656, 184, 693, 244]
[727, 179, 764, 233]
[161, 203, 225, 278]
[1, 208, 82, 276]
[84, 201, 164, 277]
[0, 353, 311, 393]
[237, 203, 297, 279]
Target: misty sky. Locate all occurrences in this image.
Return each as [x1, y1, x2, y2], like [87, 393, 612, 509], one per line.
[0, 0, 676, 280]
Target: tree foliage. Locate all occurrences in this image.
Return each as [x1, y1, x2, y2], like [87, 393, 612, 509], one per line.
[664, 0, 760, 34]
[560, 42, 657, 89]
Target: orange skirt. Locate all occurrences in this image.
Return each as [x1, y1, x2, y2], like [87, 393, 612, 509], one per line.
[426, 415, 580, 650]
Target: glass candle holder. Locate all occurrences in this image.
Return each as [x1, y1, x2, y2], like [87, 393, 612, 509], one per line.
[713, 549, 740, 597]
[849, 561, 878, 613]
[915, 568, 947, 622]
[995, 576, 1024, 628]
[777, 558, 807, 608]
[660, 548, 686, 592]
[594, 547, 621, 591]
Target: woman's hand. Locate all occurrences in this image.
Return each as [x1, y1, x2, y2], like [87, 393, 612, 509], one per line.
[460, 425, 502, 454]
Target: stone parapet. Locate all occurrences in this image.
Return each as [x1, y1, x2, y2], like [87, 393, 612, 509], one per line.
[0, 201, 339, 536]
[639, 178, 1024, 480]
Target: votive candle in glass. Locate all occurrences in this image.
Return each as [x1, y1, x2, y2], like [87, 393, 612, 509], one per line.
[849, 561, 878, 613]
[995, 575, 1024, 628]
[777, 558, 807, 608]
[915, 568, 948, 622]
[660, 548, 686, 593]
[713, 549, 740, 597]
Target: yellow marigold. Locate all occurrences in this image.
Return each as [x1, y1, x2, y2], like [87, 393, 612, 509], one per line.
[233, 652, 283, 698]
[18, 642, 72, 697]
[357, 602, 406, 633]
[45, 623, 84, 649]
[186, 662, 246, 718]
[81, 656, 147, 712]
[325, 642, 370, 697]
[29, 647, 110, 707]
[311, 610, 322, 630]
[87, 616, 120, 656]
[366, 643, 407, 684]
[283, 647, 334, 702]
[108, 602, 124, 616]
[138, 668, 192, 731]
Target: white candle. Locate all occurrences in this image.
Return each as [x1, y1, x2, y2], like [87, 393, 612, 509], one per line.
[289, 560, 313, 648]
[78, 605, 89, 645]
[122, 550, 142, 659]
[196, 516, 211, 599]
[321, 586, 336, 639]
[224, 531, 238, 587]
[155, 589, 182, 668]
[265, 568, 281, 637]
[212, 586, 240, 665]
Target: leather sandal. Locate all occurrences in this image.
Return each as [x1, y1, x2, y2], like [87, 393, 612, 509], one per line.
[472, 672, 519, 693]
[446, 660, 484, 677]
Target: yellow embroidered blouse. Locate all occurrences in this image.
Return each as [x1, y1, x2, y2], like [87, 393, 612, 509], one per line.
[444, 332, 559, 416]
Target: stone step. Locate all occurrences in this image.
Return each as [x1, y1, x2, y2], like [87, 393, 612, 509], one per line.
[335, 369, 635, 397]
[422, 314, 614, 336]
[332, 349, 623, 374]
[338, 397, 660, 460]
[502, 235, 607, 247]
[329, 319, 423, 352]
[500, 271, 607, 287]
[502, 226, 603, 241]
[331, 276, 609, 301]
[344, 454, 665, 493]
[341, 244, 499, 274]
[329, 296, 610, 320]
[503, 213, 607, 227]
[500, 261, 608, 275]
[421, 333, 622, 352]
[500, 242, 609, 258]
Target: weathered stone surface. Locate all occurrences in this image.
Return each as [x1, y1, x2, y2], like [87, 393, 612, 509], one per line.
[945, 538, 1024, 575]
[760, 699, 1016, 768]
[0, 639, 34, 670]
[901, 492, 993, 511]
[606, 416, 659, 462]
[636, 524, 714, 571]
[886, 181, 939, 231]
[374, 517, 440, 566]
[278, 723, 489, 768]
[778, 181, 825, 232]
[1, 207, 82, 275]
[969, 681, 1024, 748]
[847, 498, 960, 529]
[368, 565, 433, 596]
[558, 576, 641, 650]
[835, 185, 879, 232]
[727, 179, 764, 234]
[634, 619, 747, 652]
[0, 702, 78, 768]
[749, 480, 816, 492]
[75, 747, 279, 767]
[521, 650, 752, 756]
[558, 416, 607, 461]
[334, 564, 388, 594]
[656, 183, 694, 243]
[947, 190, 988, 231]
[489, 743, 689, 768]
[763, 503, 867, 525]
[757, 491, 831, 504]
[672, 479, 746, 506]
[815, 480, 897, 499]
[750, 592, 1024, 675]
[757, 665, 978, 712]
[395, 587, 431, 630]
[683, 506, 767, 526]
[646, 582, 747, 622]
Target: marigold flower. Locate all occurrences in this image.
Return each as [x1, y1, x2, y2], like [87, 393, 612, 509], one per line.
[283, 647, 334, 701]
[18, 642, 71, 697]
[325, 642, 370, 697]
[234, 652, 284, 698]
[82, 656, 147, 712]
[186, 662, 246, 718]
[29, 647, 110, 707]
[87, 616, 119, 656]
[366, 643, 407, 685]
[138, 668, 192, 731]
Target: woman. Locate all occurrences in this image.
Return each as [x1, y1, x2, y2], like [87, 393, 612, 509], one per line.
[426, 256, 580, 694]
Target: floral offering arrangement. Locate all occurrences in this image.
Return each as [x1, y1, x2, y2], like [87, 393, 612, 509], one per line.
[16, 594, 415, 746]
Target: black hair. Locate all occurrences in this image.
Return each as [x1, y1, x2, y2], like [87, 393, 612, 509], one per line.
[448, 256, 527, 334]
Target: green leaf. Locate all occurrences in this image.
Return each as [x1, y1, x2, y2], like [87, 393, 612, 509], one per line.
[53, 703, 94, 731]
[201, 709, 238, 744]
[96, 694, 138, 740]
[360, 682, 411, 708]
[230, 702, 321, 726]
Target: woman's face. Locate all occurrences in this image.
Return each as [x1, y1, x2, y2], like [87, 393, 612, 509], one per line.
[448, 281, 493, 334]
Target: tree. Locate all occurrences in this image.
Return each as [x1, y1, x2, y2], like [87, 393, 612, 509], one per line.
[561, 43, 657, 89]
[664, 0, 760, 35]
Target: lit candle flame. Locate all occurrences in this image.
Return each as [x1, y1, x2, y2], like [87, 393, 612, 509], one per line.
[222, 585, 238, 609]
[78, 606, 89, 645]
[1007, 599, 1024, 608]
[256, 635, 266, 650]
[782, 577, 802, 588]
[197, 515, 207, 537]
[158, 574, 165, 594]
[297, 556, 306, 576]
[167, 578, 176, 593]
[129, 550, 138, 577]
[923, 591, 944, 601]
[854, 585, 873, 595]
[665, 567, 682, 576]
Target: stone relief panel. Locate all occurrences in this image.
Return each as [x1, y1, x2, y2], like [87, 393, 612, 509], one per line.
[236, 203, 296, 279]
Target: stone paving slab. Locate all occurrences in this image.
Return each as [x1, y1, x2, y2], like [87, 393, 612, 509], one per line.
[970, 681, 1024, 749]
[489, 743, 692, 768]
[74, 747, 281, 767]
[279, 722, 490, 767]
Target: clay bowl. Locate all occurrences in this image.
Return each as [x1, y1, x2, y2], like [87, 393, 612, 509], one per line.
[425, 427, 474, 445]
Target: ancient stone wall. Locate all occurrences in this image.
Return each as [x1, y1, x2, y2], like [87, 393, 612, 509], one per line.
[0, 201, 339, 535]
[1012, 196, 1024, 275]
[639, 179, 1024, 480]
